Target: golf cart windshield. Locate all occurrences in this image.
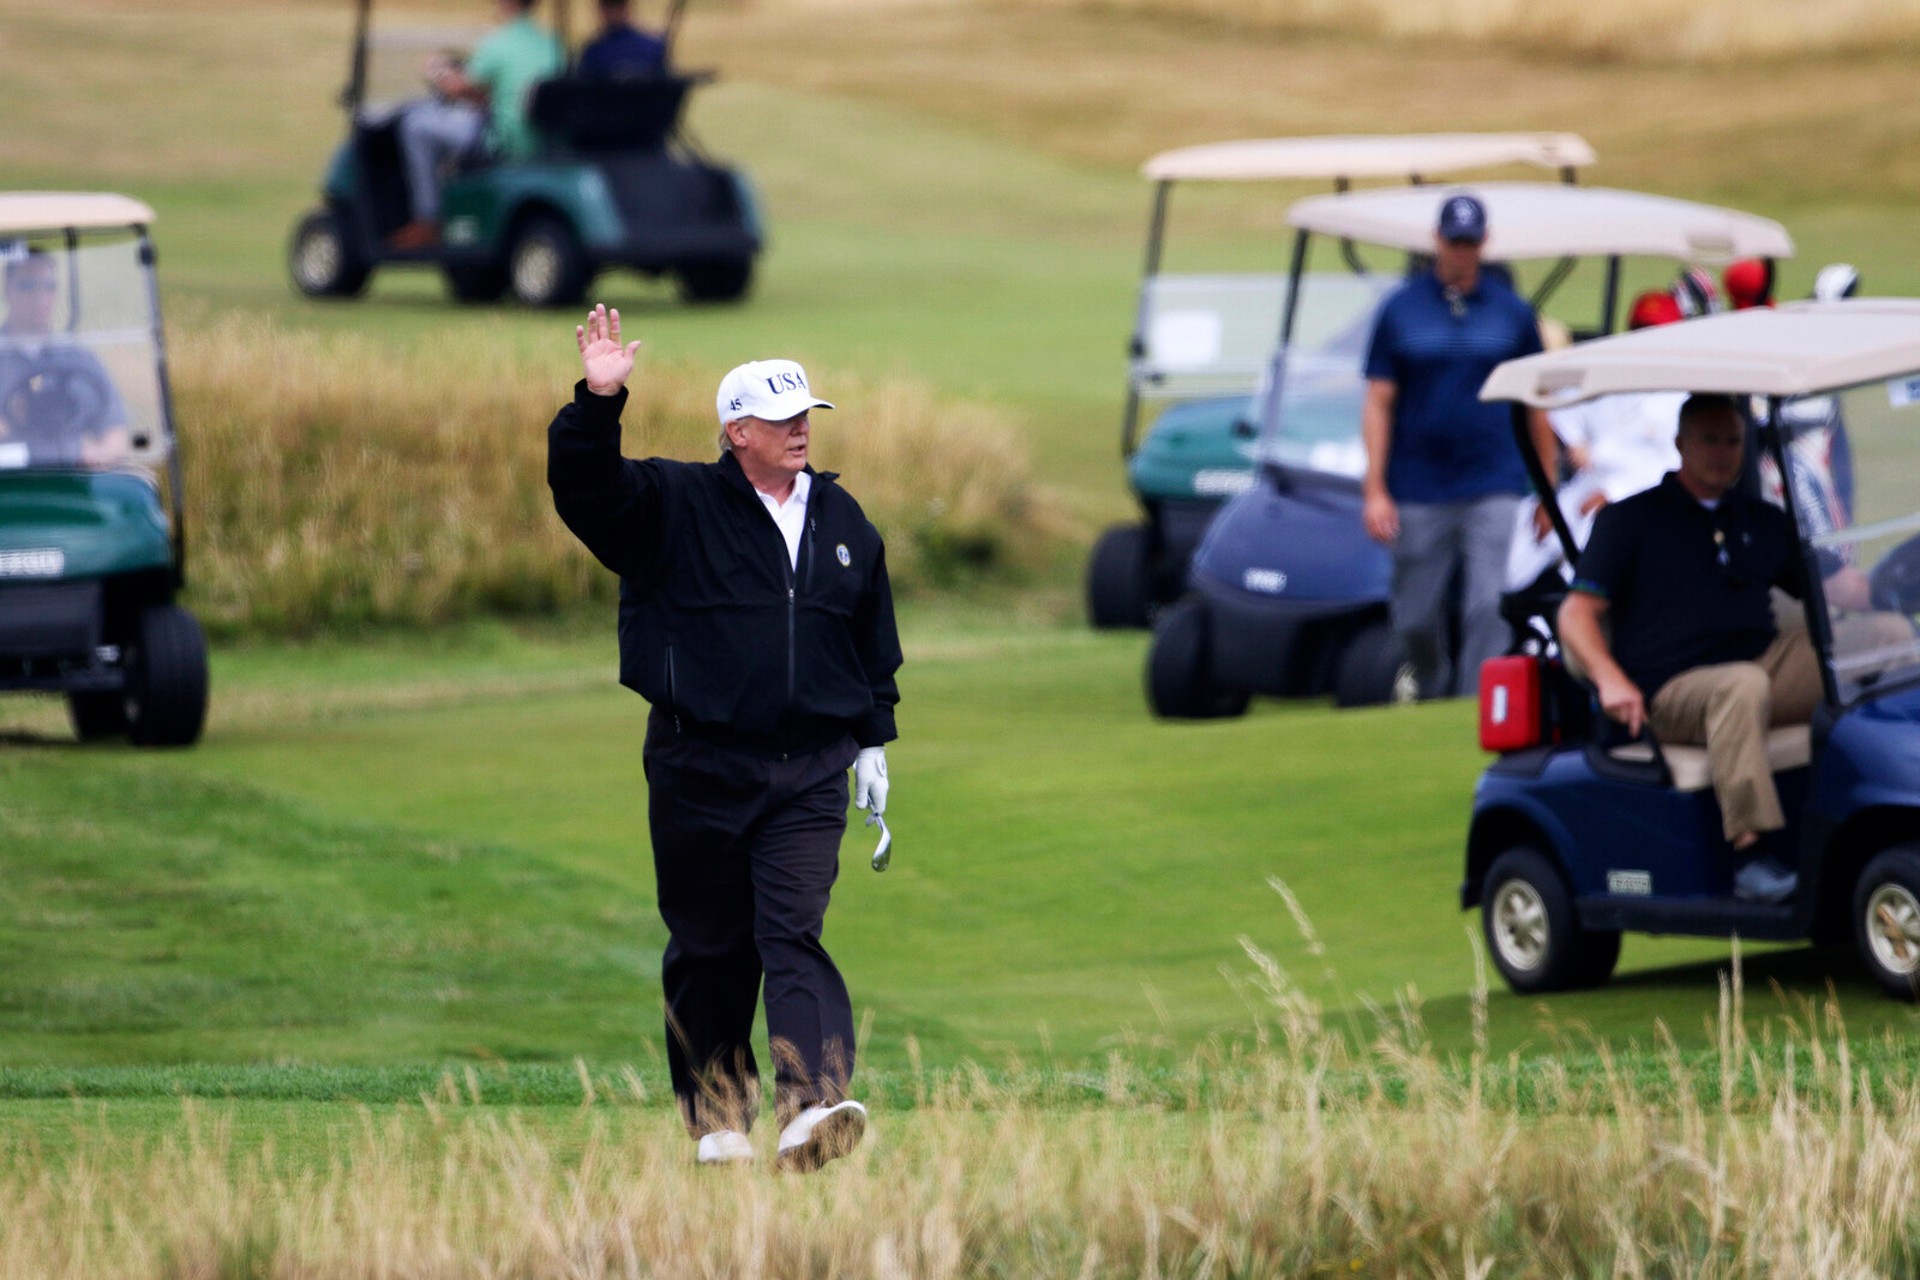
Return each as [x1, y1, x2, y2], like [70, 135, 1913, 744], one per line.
[1251, 273, 1398, 477]
[1132, 273, 1289, 401]
[0, 232, 167, 475]
[1773, 378, 1920, 703]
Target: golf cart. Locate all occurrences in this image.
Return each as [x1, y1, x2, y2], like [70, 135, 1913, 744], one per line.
[288, 0, 761, 307]
[1147, 182, 1792, 717]
[0, 194, 208, 746]
[1466, 299, 1920, 999]
[1088, 133, 1596, 629]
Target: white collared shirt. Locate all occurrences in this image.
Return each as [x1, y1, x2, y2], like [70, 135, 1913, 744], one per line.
[754, 470, 811, 570]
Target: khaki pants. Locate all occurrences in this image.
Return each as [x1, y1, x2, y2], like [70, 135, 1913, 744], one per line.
[1648, 628, 1821, 843]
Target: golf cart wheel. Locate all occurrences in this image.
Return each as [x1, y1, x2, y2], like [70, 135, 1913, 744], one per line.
[126, 604, 208, 748]
[1333, 621, 1415, 708]
[507, 215, 591, 308]
[1482, 848, 1620, 994]
[1852, 848, 1920, 1000]
[288, 208, 370, 298]
[1087, 523, 1152, 630]
[67, 690, 130, 742]
[675, 258, 754, 304]
[1146, 598, 1250, 720]
[443, 261, 509, 304]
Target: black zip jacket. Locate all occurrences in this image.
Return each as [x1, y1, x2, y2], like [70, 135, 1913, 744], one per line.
[548, 381, 901, 752]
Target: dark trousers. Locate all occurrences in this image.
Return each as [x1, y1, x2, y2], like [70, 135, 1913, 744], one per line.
[644, 714, 859, 1135]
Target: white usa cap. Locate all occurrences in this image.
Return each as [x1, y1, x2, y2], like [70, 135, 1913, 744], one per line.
[715, 358, 834, 426]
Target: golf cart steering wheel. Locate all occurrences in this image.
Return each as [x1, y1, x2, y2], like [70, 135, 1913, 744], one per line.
[0, 362, 114, 459]
[1868, 534, 1920, 614]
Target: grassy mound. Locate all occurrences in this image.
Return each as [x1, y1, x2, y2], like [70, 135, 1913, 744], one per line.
[172, 319, 1069, 635]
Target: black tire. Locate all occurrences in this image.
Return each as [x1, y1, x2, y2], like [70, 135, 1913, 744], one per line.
[67, 690, 129, 742]
[507, 215, 592, 308]
[1852, 848, 1920, 1001]
[1333, 620, 1414, 708]
[1146, 598, 1250, 720]
[1482, 848, 1620, 994]
[675, 258, 754, 304]
[126, 604, 208, 748]
[288, 208, 370, 298]
[1087, 524, 1152, 630]
[443, 261, 509, 304]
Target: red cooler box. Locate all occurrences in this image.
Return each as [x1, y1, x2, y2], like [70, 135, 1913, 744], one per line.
[1479, 655, 1550, 752]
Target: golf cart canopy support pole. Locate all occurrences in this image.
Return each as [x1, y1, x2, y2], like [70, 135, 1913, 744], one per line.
[1257, 227, 1312, 444]
[1528, 255, 1578, 315]
[1511, 401, 1578, 565]
[1759, 396, 1842, 708]
[61, 229, 79, 337]
[344, 0, 371, 111]
[1599, 255, 1622, 336]
[1121, 179, 1173, 459]
[662, 0, 692, 66]
[140, 227, 189, 587]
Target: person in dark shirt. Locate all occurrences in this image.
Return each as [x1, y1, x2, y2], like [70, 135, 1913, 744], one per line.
[577, 0, 667, 79]
[548, 305, 899, 1172]
[1558, 393, 1815, 901]
[1362, 192, 1558, 698]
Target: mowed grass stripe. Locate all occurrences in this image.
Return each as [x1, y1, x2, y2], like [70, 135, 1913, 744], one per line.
[0, 754, 677, 1064]
[10, 621, 1919, 1073]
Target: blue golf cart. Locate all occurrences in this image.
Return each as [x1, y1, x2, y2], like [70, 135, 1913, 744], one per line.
[1089, 134, 1595, 629]
[1466, 299, 1920, 998]
[1148, 182, 1794, 716]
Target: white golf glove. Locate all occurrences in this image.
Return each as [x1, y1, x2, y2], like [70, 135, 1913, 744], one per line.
[853, 746, 888, 817]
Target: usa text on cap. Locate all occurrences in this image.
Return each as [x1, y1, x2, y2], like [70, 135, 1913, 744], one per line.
[715, 359, 835, 426]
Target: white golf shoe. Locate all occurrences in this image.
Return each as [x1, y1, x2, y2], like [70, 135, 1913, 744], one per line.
[775, 1100, 867, 1172]
[695, 1129, 755, 1166]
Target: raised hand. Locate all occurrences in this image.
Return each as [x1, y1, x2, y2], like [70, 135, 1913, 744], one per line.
[577, 303, 642, 396]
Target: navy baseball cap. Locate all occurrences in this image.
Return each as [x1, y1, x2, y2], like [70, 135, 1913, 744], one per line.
[1437, 193, 1487, 244]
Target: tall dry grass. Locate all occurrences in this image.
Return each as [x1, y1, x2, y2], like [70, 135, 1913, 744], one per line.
[5, 939, 1920, 1276]
[169, 318, 1067, 636]
[1059, 0, 1920, 61]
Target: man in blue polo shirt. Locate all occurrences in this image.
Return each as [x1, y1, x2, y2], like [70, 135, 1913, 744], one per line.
[1362, 193, 1557, 698]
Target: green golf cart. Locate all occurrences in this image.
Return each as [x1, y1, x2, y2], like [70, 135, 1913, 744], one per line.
[288, 0, 762, 307]
[1090, 133, 1596, 629]
[0, 193, 208, 746]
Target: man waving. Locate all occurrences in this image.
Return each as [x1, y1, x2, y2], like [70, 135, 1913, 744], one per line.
[548, 305, 901, 1170]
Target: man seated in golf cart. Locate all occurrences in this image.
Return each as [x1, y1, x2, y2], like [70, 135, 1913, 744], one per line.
[1557, 393, 1811, 902]
[390, 0, 564, 249]
[0, 246, 130, 470]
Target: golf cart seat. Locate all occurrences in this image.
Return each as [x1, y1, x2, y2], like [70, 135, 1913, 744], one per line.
[1504, 587, 1812, 788]
[528, 75, 699, 153]
[1607, 725, 1812, 791]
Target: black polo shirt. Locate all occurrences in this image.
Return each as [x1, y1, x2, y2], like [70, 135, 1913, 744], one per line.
[1571, 472, 1805, 698]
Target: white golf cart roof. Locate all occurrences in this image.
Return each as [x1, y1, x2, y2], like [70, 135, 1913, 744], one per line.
[0, 193, 155, 237]
[1142, 133, 1595, 183]
[1480, 299, 1920, 407]
[1287, 182, 1791, 264]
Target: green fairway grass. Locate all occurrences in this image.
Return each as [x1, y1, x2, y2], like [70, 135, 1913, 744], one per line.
[7, 9, 1920, 1267]
[6, 614, 1919, 1081]
[3, 0, 1920, 1095]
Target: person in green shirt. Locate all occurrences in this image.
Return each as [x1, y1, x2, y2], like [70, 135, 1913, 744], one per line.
[392, 0, 564, 249]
